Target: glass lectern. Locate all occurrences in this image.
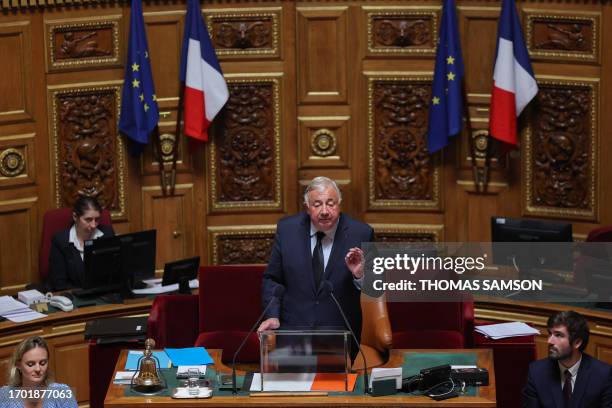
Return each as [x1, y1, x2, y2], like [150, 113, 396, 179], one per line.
[256, 329, 351, 392]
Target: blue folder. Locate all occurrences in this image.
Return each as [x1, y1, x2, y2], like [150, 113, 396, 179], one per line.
[164, 347, 214, 366]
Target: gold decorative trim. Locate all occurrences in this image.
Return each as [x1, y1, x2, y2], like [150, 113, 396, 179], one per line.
[366, 73, 441, 210]
[524, 10, 600, 63]
[310, 129, 337, 157]
[209, 76, 282, 211]
[364, 7, 439, 56]
[47, 81, 127, 220]
[370, 223, 444, 242]
[207, 224, 277, 265]
[298, 116, 351, 121]
[296, 6, 348, 12]
[523, 76, 598, 220]
[0, 148, 25, 177]
[46, 16, 121, 71]
[204, 7, 281, 58]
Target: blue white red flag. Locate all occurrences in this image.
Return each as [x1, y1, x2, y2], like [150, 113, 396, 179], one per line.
[180, 0, 228, 142]
[489, 0, 538, 146]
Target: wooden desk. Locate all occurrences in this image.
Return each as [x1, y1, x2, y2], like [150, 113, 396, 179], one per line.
[104, 349, 496, 407]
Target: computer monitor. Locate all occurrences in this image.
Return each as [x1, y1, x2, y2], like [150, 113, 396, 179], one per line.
[491, 216, 573, 272]
[162, 256, 200, 294]
[83, 235, 123, 292]
[118, 229, 156, 288]
[81, 229, 157, 296]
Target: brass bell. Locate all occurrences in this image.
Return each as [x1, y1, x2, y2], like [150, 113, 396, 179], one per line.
[131, 338, 166, 393]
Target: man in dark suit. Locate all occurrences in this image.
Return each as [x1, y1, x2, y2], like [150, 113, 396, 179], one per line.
[257, 176, 374, 343]
[523, 310, 612, 408]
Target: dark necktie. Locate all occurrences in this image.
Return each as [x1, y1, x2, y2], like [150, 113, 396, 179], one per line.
[563, 369, 572, 407]
[312, 231, 325, 288]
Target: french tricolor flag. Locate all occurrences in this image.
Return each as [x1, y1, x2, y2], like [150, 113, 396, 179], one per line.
[489, 0, 538, 146]
[180, 0, 228, 142]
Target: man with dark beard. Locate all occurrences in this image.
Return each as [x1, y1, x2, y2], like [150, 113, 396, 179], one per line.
[523, 310, 612, 407]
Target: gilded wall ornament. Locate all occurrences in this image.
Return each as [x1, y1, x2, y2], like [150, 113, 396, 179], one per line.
[0, 148, 25, 177]
[310, 129, 337, 157]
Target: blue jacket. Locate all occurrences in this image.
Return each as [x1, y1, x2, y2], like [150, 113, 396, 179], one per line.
[262, 212, 374, 338]
[523, 353, 612, 408]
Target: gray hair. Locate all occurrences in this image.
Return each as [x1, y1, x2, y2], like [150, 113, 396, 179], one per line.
[303, 176, 342, 206]
[8, 336, 53, 387]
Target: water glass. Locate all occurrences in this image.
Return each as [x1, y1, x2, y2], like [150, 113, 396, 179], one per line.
[187, 368, 199, 396]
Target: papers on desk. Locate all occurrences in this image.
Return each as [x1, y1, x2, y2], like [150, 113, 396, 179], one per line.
[250, 373, 357, 392]
[131, 279, 199, 295]
[125, 350, 172, 370]
[113, 371, 135, 384]
[0, 295, 47, 322]
[475, 322, 540, 339]
[165, 347, 213, 366]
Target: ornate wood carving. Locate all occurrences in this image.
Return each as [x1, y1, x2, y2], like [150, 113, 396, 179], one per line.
[365, 7, 437, 55]
[46, 17, 121, 71]
[49, 83, 126, 218]
[205, 8, 280, 58]
[524, 78, 598, 220]
[208, 226, 276, 264]
[372, 224, 443, 242]
[526, 12, 600, 63]
[210, 77, 281, 211]
[367, 76, 440, 210]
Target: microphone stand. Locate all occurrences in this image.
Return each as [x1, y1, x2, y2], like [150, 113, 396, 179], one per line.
[231, 288, 283, 394]
[327, 290, 369, 395]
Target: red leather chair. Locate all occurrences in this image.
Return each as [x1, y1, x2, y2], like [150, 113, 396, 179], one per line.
[586, 225, 612, 242]
[39, 207, 112, 282]
[194, 264, 265, 363]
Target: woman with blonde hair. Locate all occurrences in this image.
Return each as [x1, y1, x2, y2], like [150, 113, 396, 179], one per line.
[1, 336, 77, 407]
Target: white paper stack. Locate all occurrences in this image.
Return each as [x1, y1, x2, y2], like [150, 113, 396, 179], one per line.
[475, 322, 540, 339]
[0, 295, 47, 323]
[131, 279, 199, 295]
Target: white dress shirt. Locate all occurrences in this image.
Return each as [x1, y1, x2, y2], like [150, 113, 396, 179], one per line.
[68, 225, 105, 260]
[558, 356, 581, 392]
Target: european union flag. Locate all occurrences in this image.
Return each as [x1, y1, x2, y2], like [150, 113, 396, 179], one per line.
[118, 0, 159, 156]
[427, 0, 465, 153]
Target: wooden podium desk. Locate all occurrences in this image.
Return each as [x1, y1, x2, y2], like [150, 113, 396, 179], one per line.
[104, 348, 496, 407]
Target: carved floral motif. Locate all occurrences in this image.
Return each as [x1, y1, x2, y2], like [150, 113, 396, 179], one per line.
[531, 86, 592, 211]
[373, 17, 431, 48]
[216, 83, 276, 203]
[214, 19, 272, 50]
[217, 235, 274, 264]
[371, 81, 434, 202]
[55, 91, 119, 210]
[58, 30, 110, 59]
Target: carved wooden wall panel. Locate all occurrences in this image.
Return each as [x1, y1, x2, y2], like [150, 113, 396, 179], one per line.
[524, 78, 598, 220]
[367, 75, 440, 211]
[206, 7, 281, 59]
[207, 225, 276, 264]
[45, 15, 121, 72]
[525, 10, 600, 63]
[364, 6, 438, 56]
[209, 76, 282, 211]
[47, 82, 127, 219]
[142, 184, 195, 270]
[298, 115, 349, 168]
[0, 198, 37, 293]
[372, 223, 444, 242]
[0, 20, 33, 125]
[0, 133, 35, 188]
[297, 6, 348, 104]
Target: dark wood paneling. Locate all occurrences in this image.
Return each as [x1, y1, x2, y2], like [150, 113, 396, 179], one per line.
[0, 20, 33, 124]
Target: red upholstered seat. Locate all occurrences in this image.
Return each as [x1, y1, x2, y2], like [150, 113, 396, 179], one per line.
[387, 300, 475, 349]
[147, 294, 199, 348]
[586, 225, 612, 242]
[194, 264, 265, 363]
[39, 207, 112, 282]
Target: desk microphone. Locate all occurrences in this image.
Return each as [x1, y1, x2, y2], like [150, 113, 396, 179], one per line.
[232, 284, 285, 394]
[319, 280, 369, 395]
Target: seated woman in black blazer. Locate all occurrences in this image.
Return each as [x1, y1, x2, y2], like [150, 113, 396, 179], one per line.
[48, 196, 114, 291]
